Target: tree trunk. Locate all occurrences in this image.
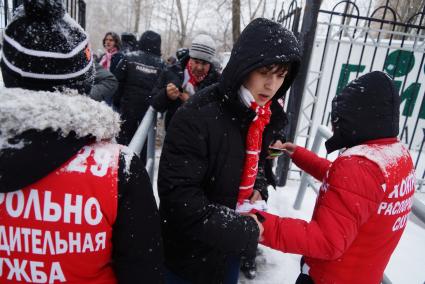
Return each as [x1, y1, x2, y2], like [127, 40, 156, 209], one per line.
[176, 0, 187, 47]
[133, 0, 143, 33]
[232, 0, 241, 44]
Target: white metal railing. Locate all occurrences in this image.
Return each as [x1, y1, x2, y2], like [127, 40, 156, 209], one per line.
[293, 125, 332, 209]
[128, 106, 157, 180]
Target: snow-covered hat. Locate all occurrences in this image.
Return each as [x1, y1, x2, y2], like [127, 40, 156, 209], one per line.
[0, 0, 94, 94]
[189, 34, 216, 64]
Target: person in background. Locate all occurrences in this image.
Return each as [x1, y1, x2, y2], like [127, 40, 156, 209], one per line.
[121, 32, 138, 54]
[157, 18, 301, 283]
[0, 1, 163, 283]
[88, 62, 119, 105]
[253, 71, 415, 284]
[175, 47, 189, 62]
[166, 55, 177, 66]
[151, 34, 220, 130]
[113, 30, 165, 159]
[99, 31, 124, 73]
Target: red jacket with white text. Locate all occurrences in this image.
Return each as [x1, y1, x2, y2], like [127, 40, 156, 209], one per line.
[0, 143, 119, 284]
[258, 138, 415, 284]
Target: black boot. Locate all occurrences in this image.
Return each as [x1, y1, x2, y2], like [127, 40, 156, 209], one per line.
[241, 256, 257, 280]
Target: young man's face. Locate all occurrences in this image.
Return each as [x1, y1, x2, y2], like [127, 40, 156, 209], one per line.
[190, 58, 211, 78]
[244, 65, 289, 106]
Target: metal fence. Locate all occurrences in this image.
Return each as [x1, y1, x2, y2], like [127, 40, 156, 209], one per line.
[128, 106, 157, 181]
[274, 0, 302, 37]
[0, 0, 86, 30]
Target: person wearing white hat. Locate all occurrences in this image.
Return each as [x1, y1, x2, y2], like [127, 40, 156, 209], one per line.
[151, 34, 220, 130]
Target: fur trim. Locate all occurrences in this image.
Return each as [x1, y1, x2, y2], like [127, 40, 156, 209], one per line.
[0, 88, 121, 149]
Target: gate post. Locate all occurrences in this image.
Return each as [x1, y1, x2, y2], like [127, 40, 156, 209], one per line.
[276, 0, 322, 186]
[78, 0, 86, 29]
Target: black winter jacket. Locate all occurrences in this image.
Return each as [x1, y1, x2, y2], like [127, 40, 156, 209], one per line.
[113, 50, 165, 118]
[98, 52, 124, 74]
[0, 89, 163, 283]
[150, 55, 220, 129]
[158, 18, 301, 283]
[113, 50, 165, 145]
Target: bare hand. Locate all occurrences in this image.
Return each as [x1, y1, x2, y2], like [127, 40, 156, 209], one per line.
[179, 92, 190, 102]
[166, 83, 180, 100]
[249, 190, 262, 204]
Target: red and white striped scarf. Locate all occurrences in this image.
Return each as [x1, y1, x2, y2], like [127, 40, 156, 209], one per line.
[182, 58, 209, 96]
[237, 94, 272, 205]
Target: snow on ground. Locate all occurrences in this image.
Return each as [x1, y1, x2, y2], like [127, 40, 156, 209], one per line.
[153, 152, 425, 284]
[238, 180, 317, 284]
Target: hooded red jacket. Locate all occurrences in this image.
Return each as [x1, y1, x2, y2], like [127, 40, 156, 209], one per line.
[257, 138, 415, 284]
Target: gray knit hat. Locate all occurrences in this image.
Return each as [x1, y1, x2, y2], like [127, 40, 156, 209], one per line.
[189, 34, 216, 63]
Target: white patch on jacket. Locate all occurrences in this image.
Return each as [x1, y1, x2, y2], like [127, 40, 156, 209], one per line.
[341, 142, 410, 178]
[0, 87, 121, 150]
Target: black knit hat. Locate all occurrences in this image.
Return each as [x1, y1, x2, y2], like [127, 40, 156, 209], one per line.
[0, 0, 94, 94]
[325, 71, 400, 153]
[139, 30, 161, 56]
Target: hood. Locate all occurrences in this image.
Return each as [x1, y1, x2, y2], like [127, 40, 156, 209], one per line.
[139, 30, 161, 56]
[220, 18, 301, 100]
[0, 88, 121, 192]
[325, 71, 400, 153]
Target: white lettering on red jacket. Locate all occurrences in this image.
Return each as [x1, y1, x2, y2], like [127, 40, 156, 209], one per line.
[0, 142, 120, 284]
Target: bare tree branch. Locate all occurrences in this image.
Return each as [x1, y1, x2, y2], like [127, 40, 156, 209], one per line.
[250, 0, 264, 20]
[232, 0, 241, 43]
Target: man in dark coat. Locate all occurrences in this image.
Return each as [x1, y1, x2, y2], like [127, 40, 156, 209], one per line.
[157, 18, 301, 283]
[151, 34, 220, 130]
[113, 30, 165, 148]
[0, 2, 163, 283]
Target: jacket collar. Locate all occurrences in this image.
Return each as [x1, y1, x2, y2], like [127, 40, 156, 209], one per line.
[0, 87, 120, 150]
[362, 137, 398, 145]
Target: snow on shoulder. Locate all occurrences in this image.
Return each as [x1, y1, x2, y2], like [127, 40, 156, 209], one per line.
[341, 142, 410, 178]
[0, 87, 121, 150]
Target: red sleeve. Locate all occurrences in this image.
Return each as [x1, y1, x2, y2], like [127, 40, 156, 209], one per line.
[291, 146, 331, 181]
[258, 156, 386, 260]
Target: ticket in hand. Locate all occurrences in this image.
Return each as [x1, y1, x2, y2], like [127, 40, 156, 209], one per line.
[236, 199, 268, 213]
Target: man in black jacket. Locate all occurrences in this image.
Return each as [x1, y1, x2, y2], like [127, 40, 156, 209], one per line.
[0, 1, 163, 283]
[113, 30, 165, 147]
[158, 18, 301, 283]
[151, 34, 220, 130]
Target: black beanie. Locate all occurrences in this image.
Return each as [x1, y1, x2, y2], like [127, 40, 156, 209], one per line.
[121, 32, 138, 52]
[325, 71, 400, 153]
[138, 30, 161, 56]
[0, 0, 94, 94]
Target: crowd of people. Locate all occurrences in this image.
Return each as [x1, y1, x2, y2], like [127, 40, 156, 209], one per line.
[0, 1, 417, 284]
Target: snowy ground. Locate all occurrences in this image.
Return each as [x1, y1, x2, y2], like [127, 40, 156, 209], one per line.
[153, 150, 425, 284]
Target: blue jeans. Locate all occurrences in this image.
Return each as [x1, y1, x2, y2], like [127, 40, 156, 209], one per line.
[165, 256, 241, 284]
